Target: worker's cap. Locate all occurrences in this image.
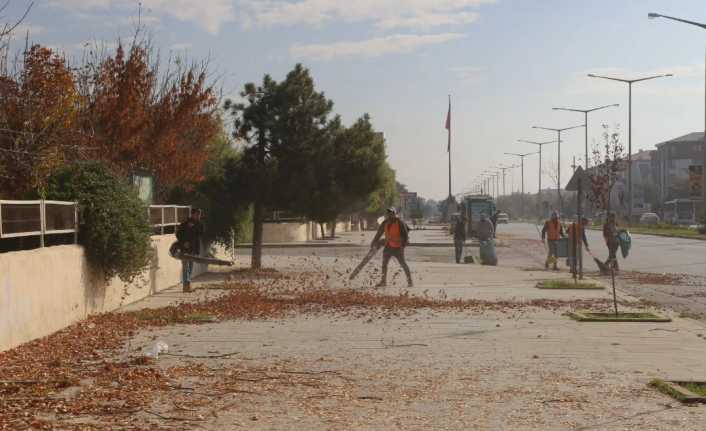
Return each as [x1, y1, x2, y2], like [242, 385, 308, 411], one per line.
[551, 211, 559, 218]
[386, 207, 397, 215]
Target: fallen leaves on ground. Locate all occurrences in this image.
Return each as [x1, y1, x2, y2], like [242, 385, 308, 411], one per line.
[0, 270, 638, 430]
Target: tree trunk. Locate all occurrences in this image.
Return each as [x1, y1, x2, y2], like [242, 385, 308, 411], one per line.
[330, 220, 337, 238]
[320, 223, 325, 239]
[251, 199, 263, 269]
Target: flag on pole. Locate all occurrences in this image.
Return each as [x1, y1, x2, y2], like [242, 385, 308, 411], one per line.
[445, 96, 451, 152]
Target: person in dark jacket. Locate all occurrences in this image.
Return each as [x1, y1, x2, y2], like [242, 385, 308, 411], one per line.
[372, 208, 413, 287]
[176, 208, 204, 292]
[490, 211, 499, 238]
[453, 216, 466, 264]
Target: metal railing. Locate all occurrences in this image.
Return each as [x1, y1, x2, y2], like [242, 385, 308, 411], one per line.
[0, 201, 192, 250]
[0, 200, 78, 246]
[149, 205, 191, 234]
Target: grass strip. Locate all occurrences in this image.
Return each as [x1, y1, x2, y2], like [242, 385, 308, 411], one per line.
[537, 280, 604, 290]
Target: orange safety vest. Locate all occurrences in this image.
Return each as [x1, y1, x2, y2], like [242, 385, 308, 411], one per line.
[385, 220, 403, 248]
[545, 220, 562, 241]
[568, 223, 582, 240]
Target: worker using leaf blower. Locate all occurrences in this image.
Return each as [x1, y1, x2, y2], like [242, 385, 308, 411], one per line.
[372, 208, 413, 288]
[176, 208, 204, 293]
[541, 211, 564, 271]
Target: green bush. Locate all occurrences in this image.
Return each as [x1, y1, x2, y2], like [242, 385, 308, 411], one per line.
[45, 162, 152, 283]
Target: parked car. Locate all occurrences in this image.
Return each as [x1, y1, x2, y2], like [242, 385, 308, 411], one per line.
[639, 212, 660, 225]
[496, 212, 510, 224]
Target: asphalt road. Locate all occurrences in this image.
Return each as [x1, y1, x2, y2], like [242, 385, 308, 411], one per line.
[498, 222, 706, 278]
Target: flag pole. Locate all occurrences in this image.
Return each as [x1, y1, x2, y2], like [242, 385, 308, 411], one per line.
[447, 95, 452, 200]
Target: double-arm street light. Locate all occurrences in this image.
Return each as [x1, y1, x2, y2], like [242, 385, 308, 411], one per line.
[483, 170, 500, 199]
[496, 164, 519, 197]
[587, 72, 672, 221]
[531, 124, 585, 213]
[551, 104, 620, 170]
[648, 12, 706, 219]
[505, 152, 538, 216]
[518, 139, 558, 197]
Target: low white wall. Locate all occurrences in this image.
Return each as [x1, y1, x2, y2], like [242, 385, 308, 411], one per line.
[0, 235, 200, 352]
[261, 220, 353, 243]
[262, 222, 313, 242]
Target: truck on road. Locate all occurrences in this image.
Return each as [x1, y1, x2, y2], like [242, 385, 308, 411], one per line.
[461, 195, 496, 238]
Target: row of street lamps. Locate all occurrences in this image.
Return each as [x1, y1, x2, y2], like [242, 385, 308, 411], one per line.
[468, 12, 705, 221]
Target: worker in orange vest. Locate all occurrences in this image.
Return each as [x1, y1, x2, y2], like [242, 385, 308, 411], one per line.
[567, 217, 590, 274]
[541, 211, 564, 270]
[372, 208, 413, 287]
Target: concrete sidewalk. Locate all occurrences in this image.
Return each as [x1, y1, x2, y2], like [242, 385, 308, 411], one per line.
[236, 227, 497, 249]
[117, 255, 706, 430]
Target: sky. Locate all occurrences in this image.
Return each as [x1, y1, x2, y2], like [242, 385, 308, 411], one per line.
[10, 0, 706, 201]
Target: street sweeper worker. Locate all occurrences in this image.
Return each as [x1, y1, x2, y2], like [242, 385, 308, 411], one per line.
[541, 211, 564, 270]
[371, 208, 413, 288]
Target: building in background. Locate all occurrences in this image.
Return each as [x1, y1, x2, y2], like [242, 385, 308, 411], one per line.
[654, 132, 704, 223]
[400, 192, 419, 220]
[655, 132, 704, 202]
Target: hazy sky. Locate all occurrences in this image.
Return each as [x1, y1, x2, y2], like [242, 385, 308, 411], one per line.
[13, 0, 706, 200]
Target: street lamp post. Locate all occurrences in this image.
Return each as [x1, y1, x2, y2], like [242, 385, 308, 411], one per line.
[551, 104, 620, 170]
[496, 164, 519, 197]
[587, 72, 672, 222]
[648, 12, 706, 219]
[505, 152, 538, 217]
[484, 171, 500, 199]
[532, 124, 585, 214]
[518, 140, 558, 219]
[518, 139, 558, 195]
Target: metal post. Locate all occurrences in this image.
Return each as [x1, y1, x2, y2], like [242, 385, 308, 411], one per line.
[628, 82, 633, 223]
[557, 130, 562, 214]
[39, 200, 45, 248]
[521, 156, 525, 215]
[74, 203, 79, 244]
[585, 111, 589, 169]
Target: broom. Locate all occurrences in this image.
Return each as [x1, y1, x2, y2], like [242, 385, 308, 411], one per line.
[586, 248, 610, 275]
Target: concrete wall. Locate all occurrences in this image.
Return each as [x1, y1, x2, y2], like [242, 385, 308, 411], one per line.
[262, 219, 353, 242]
[0, 235, 200, 352]
[262, 222, 314, 242]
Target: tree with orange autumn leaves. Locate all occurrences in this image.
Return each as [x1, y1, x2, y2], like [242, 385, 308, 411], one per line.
[0, 38, 220, 198]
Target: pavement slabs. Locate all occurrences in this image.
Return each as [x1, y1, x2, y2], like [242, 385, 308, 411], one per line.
[115, 250, 706, 430]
